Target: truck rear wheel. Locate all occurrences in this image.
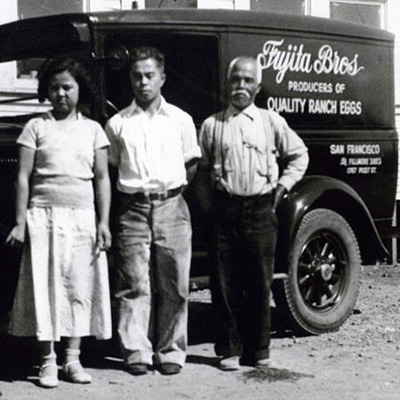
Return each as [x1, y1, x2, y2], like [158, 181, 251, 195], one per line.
[275, 208, 361, 335]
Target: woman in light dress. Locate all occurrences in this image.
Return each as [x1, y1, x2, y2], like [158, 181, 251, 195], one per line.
[7, 57, 112, 388]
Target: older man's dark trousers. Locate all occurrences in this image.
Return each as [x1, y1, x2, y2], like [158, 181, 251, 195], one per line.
[210, 191, 277, 364]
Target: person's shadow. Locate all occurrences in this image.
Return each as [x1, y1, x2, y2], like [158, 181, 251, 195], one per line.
[0, 293, 297, 382]
[186, 300, 220, 368]
[0, 299, 217, 381]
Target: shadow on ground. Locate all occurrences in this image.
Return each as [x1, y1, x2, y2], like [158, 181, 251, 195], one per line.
[0, 299, 299, 382]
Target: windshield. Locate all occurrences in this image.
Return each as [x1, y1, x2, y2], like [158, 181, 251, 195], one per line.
[0, 14, 94, 119]
[0, 56, 48, 118]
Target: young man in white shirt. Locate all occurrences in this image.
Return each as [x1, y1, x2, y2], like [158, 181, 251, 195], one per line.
[106, 47, 201, 376]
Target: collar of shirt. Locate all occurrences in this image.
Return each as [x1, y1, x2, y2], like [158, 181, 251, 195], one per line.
[48, 110, 83, 121]
[225, 103, 259, 122]
[125, 96, 170, 118]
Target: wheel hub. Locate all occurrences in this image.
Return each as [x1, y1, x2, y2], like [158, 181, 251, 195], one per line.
[320, 263, 335, 281]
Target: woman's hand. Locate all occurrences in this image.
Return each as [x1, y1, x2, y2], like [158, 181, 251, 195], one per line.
[97, 222, 112, 251]
[6, 223, 26, 247]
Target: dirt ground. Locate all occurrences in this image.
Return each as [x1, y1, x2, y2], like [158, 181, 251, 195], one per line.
[0, 263, 399, 400]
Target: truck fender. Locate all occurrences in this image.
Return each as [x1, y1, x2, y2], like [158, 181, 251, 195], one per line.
[275, 175, 388, 272]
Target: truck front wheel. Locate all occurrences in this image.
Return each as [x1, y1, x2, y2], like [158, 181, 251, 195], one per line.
[275, 208, 361, 335]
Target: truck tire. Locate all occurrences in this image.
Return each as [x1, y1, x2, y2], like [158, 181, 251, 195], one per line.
[274, 208, 361, 335]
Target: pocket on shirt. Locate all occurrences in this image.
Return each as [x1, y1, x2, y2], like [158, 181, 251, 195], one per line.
[256, 146, 278, 179]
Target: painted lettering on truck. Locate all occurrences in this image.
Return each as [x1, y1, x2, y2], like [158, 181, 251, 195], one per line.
[257, 39, 364, 117]
[257, 39, 364, 83]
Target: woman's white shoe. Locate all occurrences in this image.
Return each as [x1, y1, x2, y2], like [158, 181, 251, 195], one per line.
[63, 360, 92, 384]
[39, 363, 59, 388]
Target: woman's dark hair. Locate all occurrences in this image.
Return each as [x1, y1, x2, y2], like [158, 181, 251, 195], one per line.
[37, 57, 97, 106]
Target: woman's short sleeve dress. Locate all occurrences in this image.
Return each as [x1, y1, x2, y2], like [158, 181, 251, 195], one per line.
[9, 112, 112, 341]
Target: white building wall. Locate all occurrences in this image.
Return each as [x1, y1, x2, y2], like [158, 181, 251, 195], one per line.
[89, 0, 145, 11]
[0, 0, 17, 23]
[310, 0, 330, 17]
[198, 0, 249, 9]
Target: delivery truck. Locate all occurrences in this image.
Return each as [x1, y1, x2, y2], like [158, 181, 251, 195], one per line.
[0, 9, 396, 334]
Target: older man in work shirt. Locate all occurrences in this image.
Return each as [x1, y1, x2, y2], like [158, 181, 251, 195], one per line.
[196, 56, 309, 371]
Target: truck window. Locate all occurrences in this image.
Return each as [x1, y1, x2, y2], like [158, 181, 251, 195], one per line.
[103, 33, 220, 126]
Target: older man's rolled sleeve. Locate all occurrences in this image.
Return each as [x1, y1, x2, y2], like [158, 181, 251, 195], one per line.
[278, 151, 309, 191]
[272, 111, 309, 191]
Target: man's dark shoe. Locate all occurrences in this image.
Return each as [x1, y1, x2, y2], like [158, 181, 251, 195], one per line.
[126, 363, 148, 375]
[240, 356, 255, 367]
[158, 363, 181, 375]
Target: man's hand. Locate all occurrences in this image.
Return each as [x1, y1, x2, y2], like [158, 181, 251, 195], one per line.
[272, 184, 287, 212]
